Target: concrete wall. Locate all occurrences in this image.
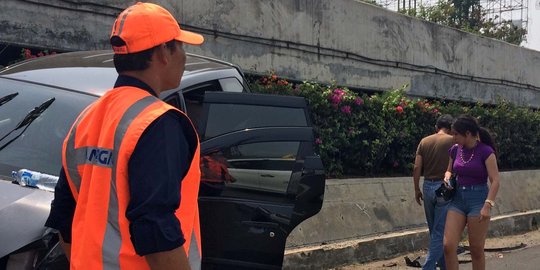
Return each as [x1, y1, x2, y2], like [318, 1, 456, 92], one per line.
[1, 0, 540, 107]
[285, 170, 540, 248]
[0, 0, 118, 52]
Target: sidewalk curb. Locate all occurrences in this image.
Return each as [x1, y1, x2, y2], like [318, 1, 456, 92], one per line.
[283, 210, 540, 270]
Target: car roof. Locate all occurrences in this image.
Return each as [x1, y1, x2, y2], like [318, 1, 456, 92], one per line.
[0, 50, 242, 96]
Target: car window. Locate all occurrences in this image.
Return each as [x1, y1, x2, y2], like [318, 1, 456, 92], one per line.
[0, 80, 95, 178]
[163, 92, 187, 113]
[183, 81, 221, 131]
[200, 141, 300, 197]
[204, 104, 307, 140]
[219, 77, 243, 92]
[165, 94, 181, 109]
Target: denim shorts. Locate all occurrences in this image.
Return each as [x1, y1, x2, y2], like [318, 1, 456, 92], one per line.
[448, 183, 489, 217]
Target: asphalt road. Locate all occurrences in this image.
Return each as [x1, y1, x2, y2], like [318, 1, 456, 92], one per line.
[459, 244, 540, 270]
[339, 229, 540, 270]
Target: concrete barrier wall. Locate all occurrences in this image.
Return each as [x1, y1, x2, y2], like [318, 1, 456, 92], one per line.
[285, 170, 540, 248]
[183, 0, 540, 107]
[2, 0, 540, 107]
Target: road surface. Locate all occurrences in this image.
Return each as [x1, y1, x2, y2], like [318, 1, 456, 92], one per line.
[338, 229, 540, 270]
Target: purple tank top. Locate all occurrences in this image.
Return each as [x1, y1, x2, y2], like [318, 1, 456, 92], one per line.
[449, 142, 494, 186]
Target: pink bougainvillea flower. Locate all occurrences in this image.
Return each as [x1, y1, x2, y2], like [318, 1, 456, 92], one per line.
[333, 88, 345, 96]
[23, 49, 32, 59]
[341, 105, 352, 114]
[330, 94, 342, 105]
[315, 138, 323, 145]
[354, 97, 364, 106]
[432, 108, 439, 114]
[396, 105, 404, 113]
[393, 161, 399, 167]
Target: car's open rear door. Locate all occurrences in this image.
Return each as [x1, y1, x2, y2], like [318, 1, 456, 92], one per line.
[192, 92, 325, 269]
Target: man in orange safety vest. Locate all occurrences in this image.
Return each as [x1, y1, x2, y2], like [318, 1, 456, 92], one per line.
[45, 2, 204, 269]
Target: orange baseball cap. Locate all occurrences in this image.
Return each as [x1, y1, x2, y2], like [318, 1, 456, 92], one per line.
[110, 2, 204, 54]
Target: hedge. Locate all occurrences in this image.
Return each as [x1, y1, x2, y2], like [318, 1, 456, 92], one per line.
[249, 73, 540, 177]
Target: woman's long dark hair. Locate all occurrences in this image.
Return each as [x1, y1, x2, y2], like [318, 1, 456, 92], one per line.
[452, 115, 497, 155]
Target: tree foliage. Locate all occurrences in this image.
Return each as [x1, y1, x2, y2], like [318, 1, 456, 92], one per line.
[401, 0, 526, 45]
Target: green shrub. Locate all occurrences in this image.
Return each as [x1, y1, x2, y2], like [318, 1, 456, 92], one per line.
[463, 100, 540, 169]
[250, 73, 540, 177]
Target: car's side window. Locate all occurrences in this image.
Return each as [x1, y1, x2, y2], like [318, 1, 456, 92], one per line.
[204, 104, 307, 140]
[164, 94, 181, 110]
[184, 81, 221, 131]
[219, 77, 244, 92]
[199, 141, 300, 198]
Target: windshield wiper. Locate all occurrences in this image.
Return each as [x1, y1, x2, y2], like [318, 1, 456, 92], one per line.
[0, 93, 18, 107]
[0, 97, 56, 151]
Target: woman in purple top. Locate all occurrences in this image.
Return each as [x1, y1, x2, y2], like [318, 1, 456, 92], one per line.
[442, 115, 500, 270]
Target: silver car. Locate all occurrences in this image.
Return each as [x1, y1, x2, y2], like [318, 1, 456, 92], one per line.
[0, 51, 325, 270]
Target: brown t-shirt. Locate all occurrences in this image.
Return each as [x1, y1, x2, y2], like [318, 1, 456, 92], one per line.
[416, 133, 454, 179]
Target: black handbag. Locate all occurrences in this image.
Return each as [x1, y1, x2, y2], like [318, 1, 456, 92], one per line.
[435, 175, 456, 201]
[435, 146, 458, 201]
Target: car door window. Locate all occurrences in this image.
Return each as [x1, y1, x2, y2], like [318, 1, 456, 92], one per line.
[164, 94, 181, 109]
[219, 77, 243, 92]
[183, 81, 221, 131]
[200, 141, 300, 197]
[204, 104, 307, 140]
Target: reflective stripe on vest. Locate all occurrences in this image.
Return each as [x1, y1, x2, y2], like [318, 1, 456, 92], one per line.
[62, 87, 201, 270]
[189, 228, 202, 270]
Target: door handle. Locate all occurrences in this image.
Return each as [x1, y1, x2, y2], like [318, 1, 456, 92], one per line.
[260, 174, 274, 178]
[241, 221, 279, 229]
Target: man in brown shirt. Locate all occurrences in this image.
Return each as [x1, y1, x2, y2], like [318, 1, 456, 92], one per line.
[413, 114, 454, 269]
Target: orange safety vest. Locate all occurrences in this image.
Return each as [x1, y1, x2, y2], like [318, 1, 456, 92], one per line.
[62, 86, 201, 270]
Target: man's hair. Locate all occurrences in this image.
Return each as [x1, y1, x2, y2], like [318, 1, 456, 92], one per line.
[436, 114, 453, 130]
[111, 38, 178, 73]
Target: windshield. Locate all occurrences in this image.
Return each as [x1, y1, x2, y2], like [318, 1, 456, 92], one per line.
[0, 79, 96, 179]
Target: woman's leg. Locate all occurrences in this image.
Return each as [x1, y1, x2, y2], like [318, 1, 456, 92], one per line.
[466, 216, 490, 270]
[443, 210, 467, 270]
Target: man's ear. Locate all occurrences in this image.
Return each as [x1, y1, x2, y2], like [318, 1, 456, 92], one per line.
[153, 44, 169, 66]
